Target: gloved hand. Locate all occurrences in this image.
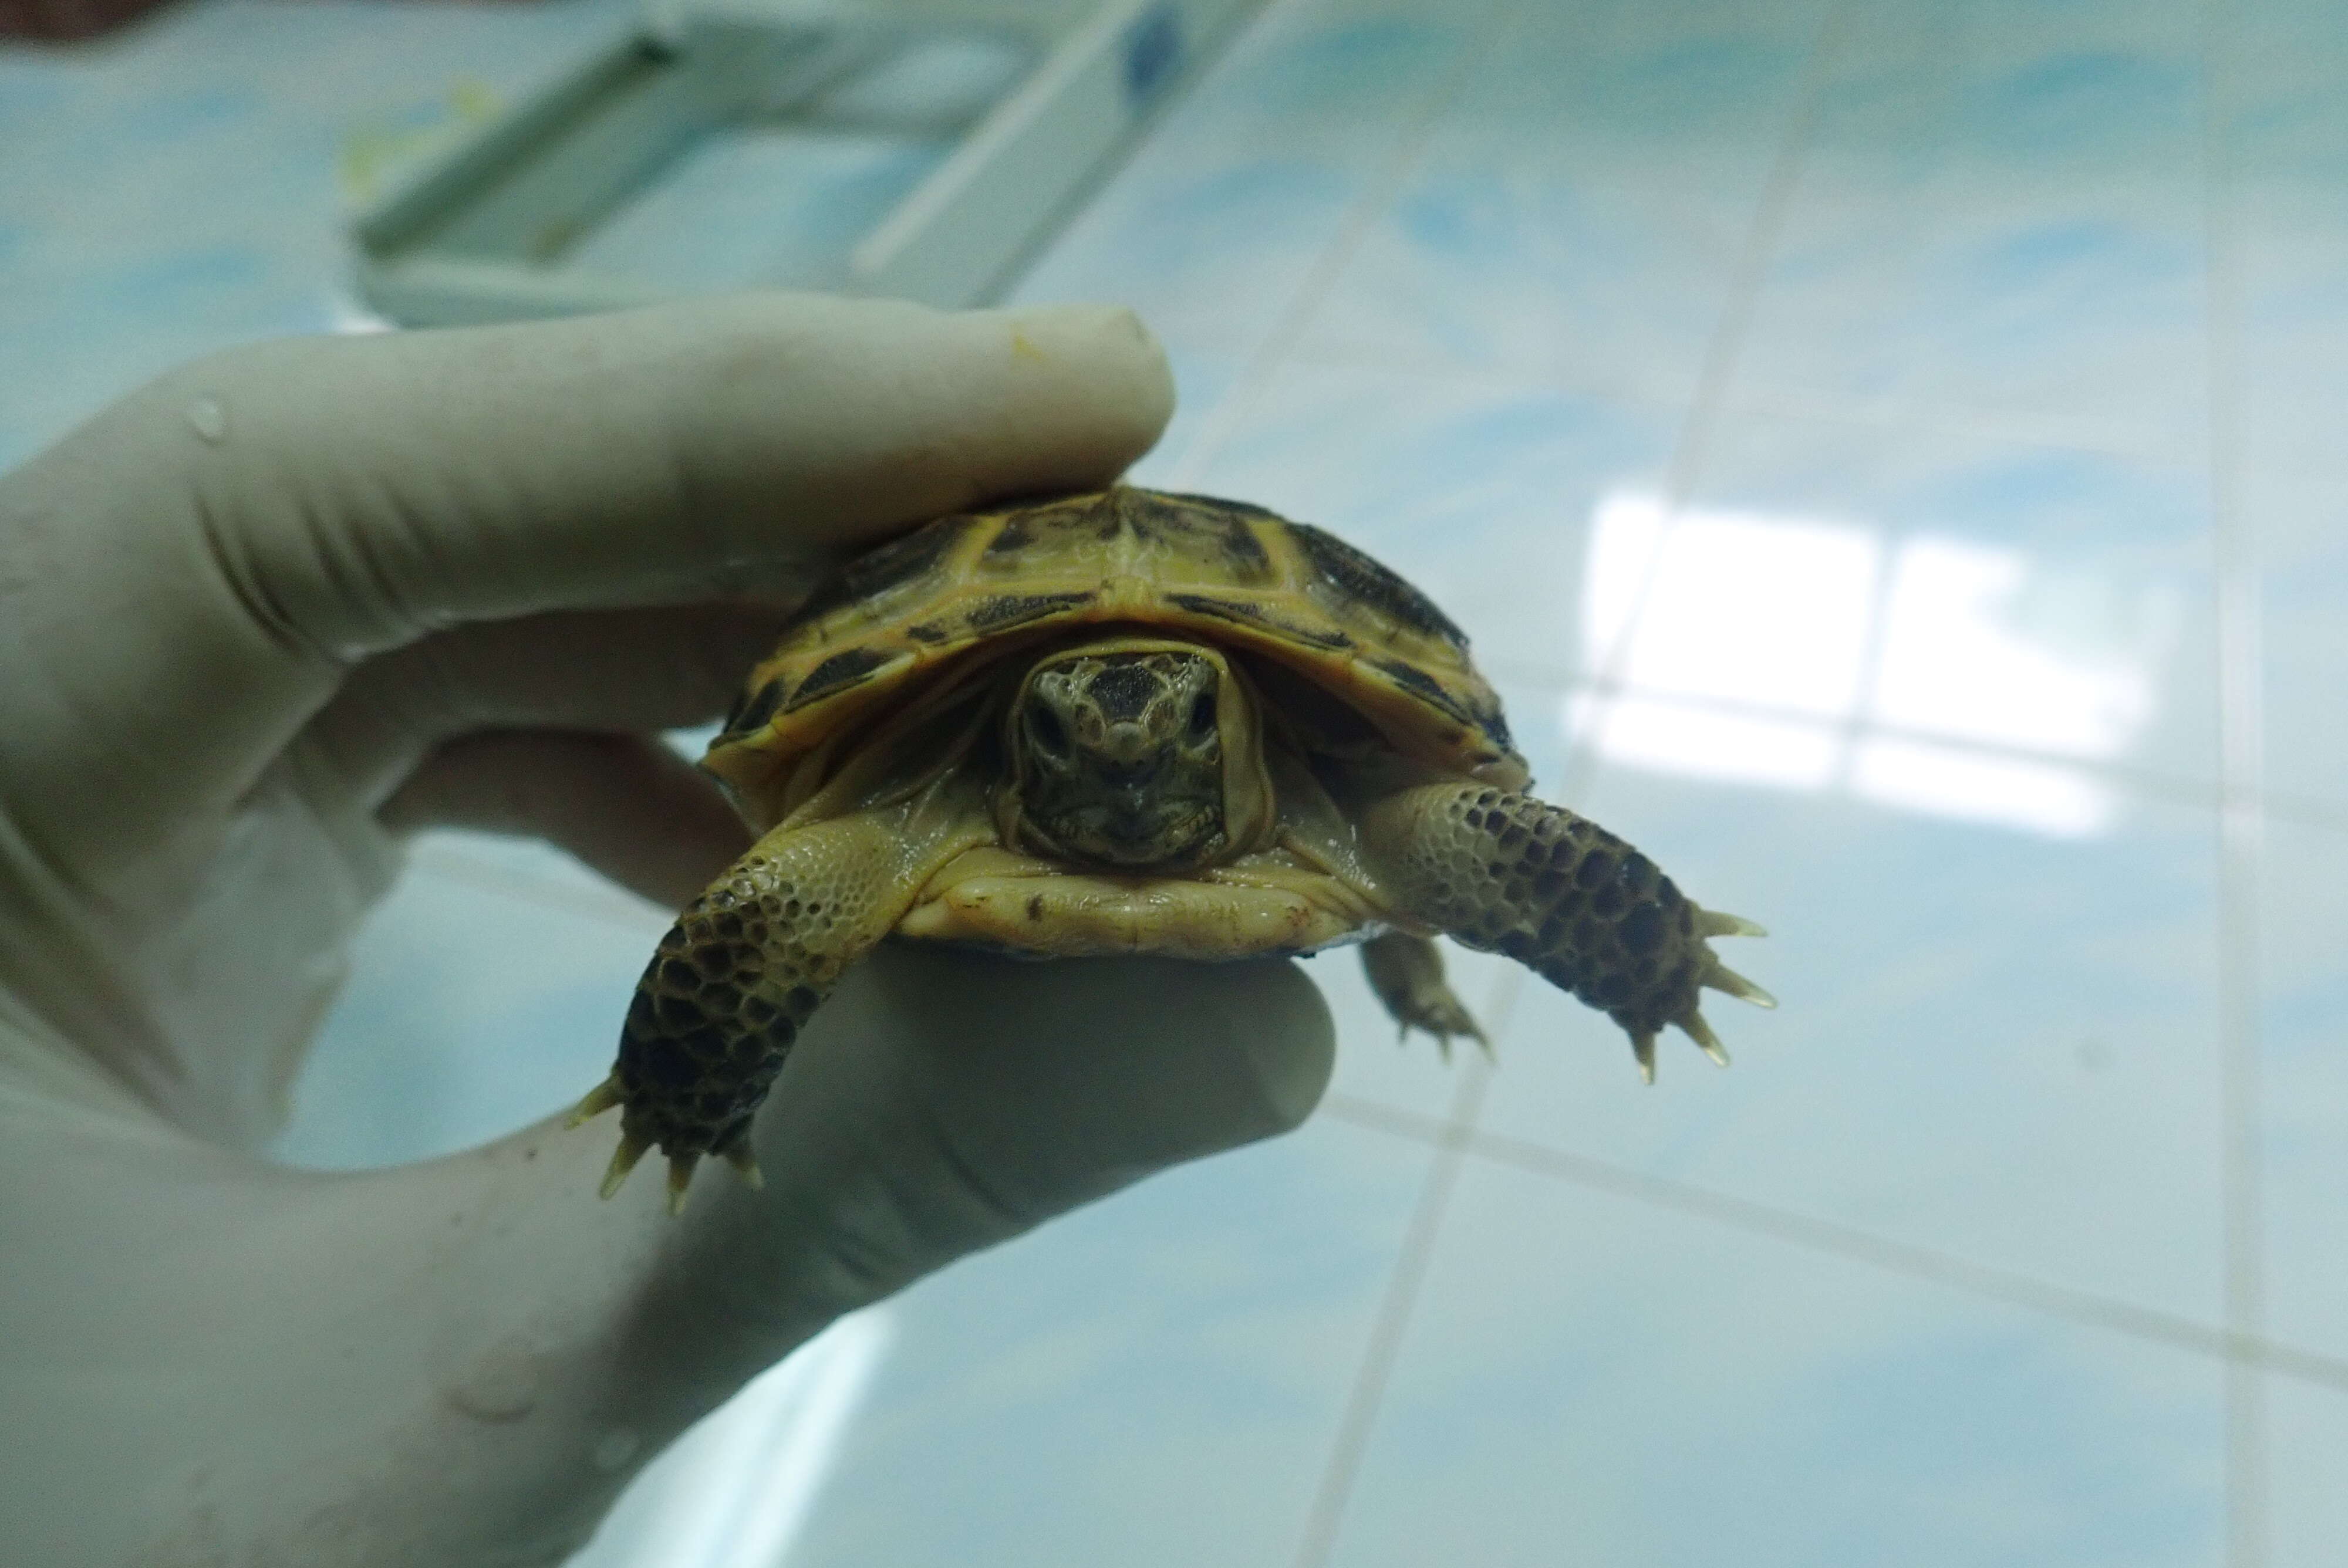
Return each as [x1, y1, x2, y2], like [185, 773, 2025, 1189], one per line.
[0, 293, 1335, 1567]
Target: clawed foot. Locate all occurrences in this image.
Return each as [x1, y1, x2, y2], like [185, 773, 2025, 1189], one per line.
[1625, 908, 1774, 1085]
[564, 1077, 765, 1216]
[1399, 985, 1490, 1063]
[1361, 930, 1490, 1061]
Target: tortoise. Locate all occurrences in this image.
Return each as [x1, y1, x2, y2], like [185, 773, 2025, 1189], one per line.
[568, 486, 1770, 1209]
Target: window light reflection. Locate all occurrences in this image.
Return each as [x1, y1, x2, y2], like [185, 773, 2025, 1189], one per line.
[1868, 536, 2165, 758]
[1853, 738, 2112, 838]
[1573, 490, 2177, 839]
[1568, 692, 1838, 792]
[1591, 494, 1881, 718]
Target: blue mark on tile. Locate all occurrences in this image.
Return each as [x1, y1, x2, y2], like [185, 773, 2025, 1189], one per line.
[1910, 447, 2208, 555]
[1253, 20, 1458, 113]
[92, 248, 268, 319]
[1969, 218, 2186, 286]
[1971, 51, 2197, 156]
[1578, 37, 1807, 128]
[1763, 1331, 2222, 1566]
[1123, 5, 1185, 106]
[27, 250, 296, 379]
[112, 87, 259, 145]
[1395, 175, 1528, 262]
[1129, 159, 1351, 261]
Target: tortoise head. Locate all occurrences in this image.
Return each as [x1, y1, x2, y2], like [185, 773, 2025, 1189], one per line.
[1004, 638, 1240, 867]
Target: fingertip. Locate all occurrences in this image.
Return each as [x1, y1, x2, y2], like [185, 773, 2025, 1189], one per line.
[657, 291, 1177, 552]
[965, 300, 1176, 482]
[1227, 958, 1337, 1137]
[997, 303, 1173, 414]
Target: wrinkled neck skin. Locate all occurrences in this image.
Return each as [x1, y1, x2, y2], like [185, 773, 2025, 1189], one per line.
[996, 635, 1277, 870]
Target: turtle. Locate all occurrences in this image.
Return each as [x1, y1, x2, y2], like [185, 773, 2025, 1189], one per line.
[568, 486, 1770, 1211]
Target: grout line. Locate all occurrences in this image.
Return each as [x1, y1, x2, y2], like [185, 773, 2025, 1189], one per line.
[1315, 1091, 2348, 1400]
[1550, 0, 1858, 808]
[1162, 0, 1522, 495]
[1239, 332, 2224, 475]
[2248, 789, 2348, 839]
[1179, 328, 2222, 474]
[1667, 385, 2219, 477]
[1291, 964, 1526, 1568]
[2201, 0, 2268, 1560]
[1291, 1055, 1491, 1568]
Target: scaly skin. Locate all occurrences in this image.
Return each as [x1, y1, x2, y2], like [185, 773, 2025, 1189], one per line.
[1354, 782, 1769, 1081]
[568, 785, 989, 1211]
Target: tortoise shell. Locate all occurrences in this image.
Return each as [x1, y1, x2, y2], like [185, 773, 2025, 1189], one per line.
[703, 487, 1528, 824]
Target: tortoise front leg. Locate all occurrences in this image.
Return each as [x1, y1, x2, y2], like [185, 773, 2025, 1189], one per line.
[1354, 782, 1770, 1080]
[568, 789, 988, 1213]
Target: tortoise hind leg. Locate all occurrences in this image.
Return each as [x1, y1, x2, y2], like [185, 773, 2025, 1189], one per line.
[1358, 931, 1486, 1059]
[1352, 781, 1770, 1081]
[568, 790, 987, 1214]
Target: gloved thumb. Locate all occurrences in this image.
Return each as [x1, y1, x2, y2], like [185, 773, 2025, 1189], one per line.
[633, 944, 1336, 1347]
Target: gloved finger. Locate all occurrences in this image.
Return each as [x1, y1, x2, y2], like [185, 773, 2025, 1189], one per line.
[178, 293, 1168, 639]
[298, 604, 782, 814]
[642, 944, 1337, 1337]
[380, 730, 750, 912]
[6, 293, 1169, 853]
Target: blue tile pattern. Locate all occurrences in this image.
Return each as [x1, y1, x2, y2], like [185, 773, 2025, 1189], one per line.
[11, 0, 2348, 1560]
[777, 1117, 1436, 1568]
[1324, 1160, 2227, 1568]
[0, 0, 641, 470]
[2266, 1370, 2348, 1568]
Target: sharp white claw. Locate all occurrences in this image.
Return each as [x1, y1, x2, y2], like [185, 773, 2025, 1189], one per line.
[1702, 963, 1777, 1010]
[721, 1143, 765, 1191]
[565, 1076, 624, 1129]
[598, 1131, 649, 1201]
[664, 1154, 700, 1217]
[1695, 910, 1769, 940]
[1681, 1012, 1732, 1068]
[1631, 1030, 1658, 1085]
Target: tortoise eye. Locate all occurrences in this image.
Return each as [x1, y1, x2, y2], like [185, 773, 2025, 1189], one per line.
[1027, 704, 1071, 759]
[1186, 690, 1217, 742]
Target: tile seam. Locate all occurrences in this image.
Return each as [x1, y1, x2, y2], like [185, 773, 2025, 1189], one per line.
[1160, 0, 1524, 495]
[1289, 1056, 1491, 1568]
[1287, 964, 1527, 1568]
[1269, 337, 2224, 471]
[2202, 0, 2268, 1557]
[1553, 0, 1860, 807]
[1317, 1090, 2348, 1400]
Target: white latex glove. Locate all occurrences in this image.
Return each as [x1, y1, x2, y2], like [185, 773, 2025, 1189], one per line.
[0, 294, 1335, 1567]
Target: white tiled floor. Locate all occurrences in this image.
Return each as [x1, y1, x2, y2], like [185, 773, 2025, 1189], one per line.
[781, 1114, 1441, 1568]
[9, 0, 2348, 1560]
[2253, 816, 2348, 1363]
[1329, 1157, 2229, 1568]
